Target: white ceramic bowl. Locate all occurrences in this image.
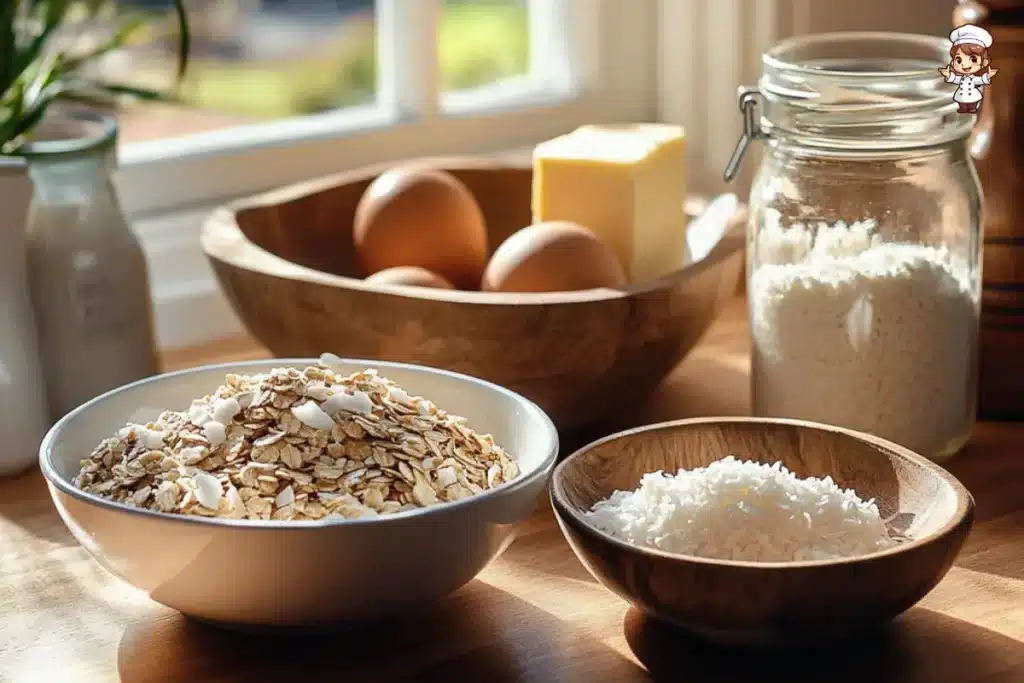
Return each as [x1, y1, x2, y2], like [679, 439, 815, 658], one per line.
[40, 358, 558, 629]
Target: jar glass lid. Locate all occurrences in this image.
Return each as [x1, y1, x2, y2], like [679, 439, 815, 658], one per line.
[762, 31, 953, 110]
[724, 32, 973, 181]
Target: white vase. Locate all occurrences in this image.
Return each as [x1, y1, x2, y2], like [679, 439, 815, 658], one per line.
[0, 157, 51, 475]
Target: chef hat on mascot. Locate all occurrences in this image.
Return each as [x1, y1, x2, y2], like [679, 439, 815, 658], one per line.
[950, 24, 993, 49]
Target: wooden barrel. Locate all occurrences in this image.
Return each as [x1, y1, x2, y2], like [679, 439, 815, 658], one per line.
[956, 0, 1024, 420]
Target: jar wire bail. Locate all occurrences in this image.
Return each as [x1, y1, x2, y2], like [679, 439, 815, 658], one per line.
[723, 86, 767, 183]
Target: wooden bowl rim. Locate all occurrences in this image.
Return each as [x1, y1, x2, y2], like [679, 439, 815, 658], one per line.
[550, 416, 975, 570]
[200, 155, 746, 306]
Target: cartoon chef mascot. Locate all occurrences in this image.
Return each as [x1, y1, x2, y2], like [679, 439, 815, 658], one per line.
[940, 24, 998, 114]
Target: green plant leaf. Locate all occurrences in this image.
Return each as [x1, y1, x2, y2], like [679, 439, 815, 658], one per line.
[171, 0, 190, 81]
[23, 51, 60, 109]
[0, 2, 18, 93]
[12, 0, 73, 90]
[42, 0, 73, 27]
[86, 81, 184, 103]
[1, 81, 67, 152]
[1, 0, 191, 153]
[0, 79, 28, 148]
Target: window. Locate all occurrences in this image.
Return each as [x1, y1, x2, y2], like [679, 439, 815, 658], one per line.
[439, 0, 529, 95]
[112, 0, 380, 143]
[116, 0, 655, 348]
[112, 0, 541, 144]
[113, 0, 654, 216]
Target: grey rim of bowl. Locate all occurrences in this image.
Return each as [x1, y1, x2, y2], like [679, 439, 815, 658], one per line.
[41, 357, 560, 530]
[550, 415, 975, 570]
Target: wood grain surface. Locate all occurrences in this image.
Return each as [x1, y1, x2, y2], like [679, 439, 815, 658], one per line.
[4, 297, 1024, 682]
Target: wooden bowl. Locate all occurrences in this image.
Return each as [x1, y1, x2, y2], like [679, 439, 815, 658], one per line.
[550, 417, 975, 648]
[201, 157, 745, 431]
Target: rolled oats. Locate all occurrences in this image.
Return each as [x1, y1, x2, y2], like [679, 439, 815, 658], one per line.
[74, 363, 520, 521]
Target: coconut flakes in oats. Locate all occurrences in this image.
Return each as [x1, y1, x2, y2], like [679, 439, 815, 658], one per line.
[73, 360, 520, 521]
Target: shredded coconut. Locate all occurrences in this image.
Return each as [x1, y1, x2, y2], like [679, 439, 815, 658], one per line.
[750, 212, 978, 457]
[584, 456, 895, 562]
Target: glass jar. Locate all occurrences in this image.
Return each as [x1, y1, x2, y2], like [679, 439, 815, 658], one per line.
[725, 32, 982, 462]
[21, 109, 159, 420]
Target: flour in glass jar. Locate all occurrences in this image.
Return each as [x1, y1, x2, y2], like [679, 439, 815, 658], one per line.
[749, 211, 978, 457]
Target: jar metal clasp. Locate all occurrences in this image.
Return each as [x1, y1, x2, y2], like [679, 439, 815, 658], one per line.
[723, 86, 767, 183]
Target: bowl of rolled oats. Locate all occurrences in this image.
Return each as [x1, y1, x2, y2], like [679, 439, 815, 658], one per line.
[39, 354, 558, 628]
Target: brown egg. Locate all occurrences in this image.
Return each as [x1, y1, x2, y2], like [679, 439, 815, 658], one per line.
[364, 266, 455, 290]
[353, 168, 488, 290]
[482, 221, 628, 293]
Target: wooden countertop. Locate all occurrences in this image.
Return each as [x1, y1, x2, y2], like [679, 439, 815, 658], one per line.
[5, 297, 1024, 682]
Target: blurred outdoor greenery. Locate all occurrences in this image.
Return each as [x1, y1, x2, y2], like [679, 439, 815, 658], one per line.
[131, 0, 529, 118]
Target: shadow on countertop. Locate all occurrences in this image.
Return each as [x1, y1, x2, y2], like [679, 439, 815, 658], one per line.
[117, 580, 651, 683]
[624, 605, 1024, 683]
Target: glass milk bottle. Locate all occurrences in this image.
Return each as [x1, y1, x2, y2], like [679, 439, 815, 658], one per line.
[22, 110, 159, 420]
[724, 32, 982, 461]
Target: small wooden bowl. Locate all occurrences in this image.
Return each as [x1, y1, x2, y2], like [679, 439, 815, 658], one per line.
[201, 157, 745, 431]
[550, 417, 975, 648]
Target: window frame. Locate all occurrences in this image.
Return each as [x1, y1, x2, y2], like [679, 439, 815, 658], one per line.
[117, 0, 657, 217]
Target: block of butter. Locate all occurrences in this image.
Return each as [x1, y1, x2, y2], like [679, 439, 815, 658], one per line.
[532, 123, 687, 283]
